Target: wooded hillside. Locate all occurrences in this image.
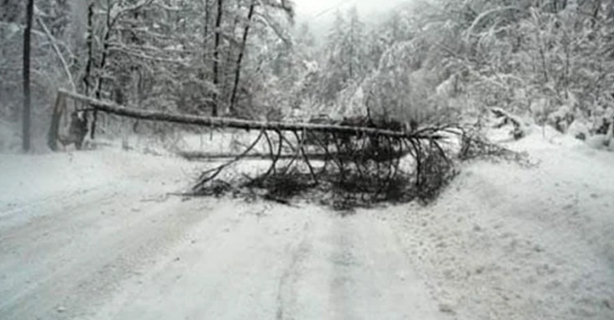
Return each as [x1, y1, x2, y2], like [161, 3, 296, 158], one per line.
[1, 0, 613, 151]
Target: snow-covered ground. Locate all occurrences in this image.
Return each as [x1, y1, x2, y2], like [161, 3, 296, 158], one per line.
[0, 127, 613, 320]
[389, 127, 614, 320]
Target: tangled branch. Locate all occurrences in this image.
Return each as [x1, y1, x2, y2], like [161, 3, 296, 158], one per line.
[55, 90, 532, 210]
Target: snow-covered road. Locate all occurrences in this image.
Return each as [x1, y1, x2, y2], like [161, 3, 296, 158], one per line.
[0, 129, 613, 320]
[0, 151, 445, 320]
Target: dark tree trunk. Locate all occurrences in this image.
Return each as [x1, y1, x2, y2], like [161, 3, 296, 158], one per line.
[212, 0, 224, 117]
[81, 3, 95, 142]
[91, 1, 115, 140]
[59, 89, 417, 139]
[204, 0, 211, 50]
[224, 0, 242, 103]
[229, 0, 256, 114]
[22, 0, 34, 152]
[83, 4, 94, 95]
[200, 0, 212, 115]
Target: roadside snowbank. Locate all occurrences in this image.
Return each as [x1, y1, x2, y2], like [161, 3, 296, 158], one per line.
[1, 127, 612, 320]
[389, 127, 614, 320]
[0, 150, 200, 223]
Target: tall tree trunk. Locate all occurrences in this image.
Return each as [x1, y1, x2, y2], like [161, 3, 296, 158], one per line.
[200, 0, 212, 115]
[22, 0, 34, 152]
[203, 0, 211, 52]
[224, 0, 242, 101]
[90, 0, 115, 139]
[229, 0, 256, 114]
[83, 4, 94, 95]
[212, 0, 224, 117]
[82, 3, 95, 143]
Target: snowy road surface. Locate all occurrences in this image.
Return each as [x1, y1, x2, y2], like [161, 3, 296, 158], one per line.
[1, 129, 613, 320]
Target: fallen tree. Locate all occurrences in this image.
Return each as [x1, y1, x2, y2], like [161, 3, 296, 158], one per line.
[52, 89, 528, 209]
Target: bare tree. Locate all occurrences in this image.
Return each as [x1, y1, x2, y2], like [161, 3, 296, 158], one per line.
[203, 0, 211, 70]
[212, 0, 224, 117]
[22, 0, 34, 152]
[83, 3, 94, 95]
[229, 0, 256, 114]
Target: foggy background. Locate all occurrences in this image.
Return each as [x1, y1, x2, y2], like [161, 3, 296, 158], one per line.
[294, 0, 412, 37]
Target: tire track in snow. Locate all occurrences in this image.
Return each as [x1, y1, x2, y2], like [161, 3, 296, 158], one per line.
[85, 202, 312, 320]
[327, 213, 444, 320]
[275, 221, 314, 320]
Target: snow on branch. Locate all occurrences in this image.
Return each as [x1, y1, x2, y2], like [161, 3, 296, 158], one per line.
[58, 89, 441, 139]
[466, 6, 524, 37]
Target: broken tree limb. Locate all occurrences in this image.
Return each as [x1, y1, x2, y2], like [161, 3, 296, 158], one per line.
[58, 89, 517, 209]
[47, 91, 67, 151]
[57, 89, 443, 141]
[177, 151, 300, 161]
[193, 130, 266, 191]
[35, 7, 76, 92]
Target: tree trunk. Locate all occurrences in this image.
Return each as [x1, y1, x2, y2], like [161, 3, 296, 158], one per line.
[203, 0, 211, 68]
[200, 0, 212, 115]
[212, 0, 224, 117]
[47, 92, 66, 151]
[229, 0, 255, 114]
[82, 2, 95, 140]
[22, 0, 34, 152]
[90, 0, 115, 140]
[83, 4, 94, 95]
[59, 89, 420, 139]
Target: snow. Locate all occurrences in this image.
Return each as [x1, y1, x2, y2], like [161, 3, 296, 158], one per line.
[389, 127, 614, 319]
[0, 119, 20, 152]
[0, 128, 613, 319]
[0, 150, 200, 228]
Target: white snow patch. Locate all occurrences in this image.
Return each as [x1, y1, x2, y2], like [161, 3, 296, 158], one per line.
[389, 127, 614, 320]
[0, 150, 200, 225]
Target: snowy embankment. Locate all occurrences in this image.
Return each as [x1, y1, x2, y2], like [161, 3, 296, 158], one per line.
[0, 149, 200, 228]
[389, 126, 614, 319]
[0, 127, 612, 320]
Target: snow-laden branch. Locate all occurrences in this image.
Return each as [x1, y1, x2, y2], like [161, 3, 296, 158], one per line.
[107, 47, 190, 65]
[58, 89, 448, 140]
[34, 6, 76, 91]
[0, 21, 51, 43]
[466, 6, 524, 37]
[113, 0, 156, 18]
[253, 12, 291, 43]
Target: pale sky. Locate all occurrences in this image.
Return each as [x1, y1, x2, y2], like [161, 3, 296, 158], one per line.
[295, 0, 354, 16]
[294, 0, 410, 19]
[293, 0, 412, 38]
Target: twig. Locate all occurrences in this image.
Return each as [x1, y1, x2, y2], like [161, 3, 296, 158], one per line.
[34, 7, 76, 91]
[193, 130, 265, 190]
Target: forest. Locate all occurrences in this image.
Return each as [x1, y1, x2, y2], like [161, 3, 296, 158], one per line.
[1, 0, 611, 146]
[1, 2, 614, 319]
[2, 0, 614, 207]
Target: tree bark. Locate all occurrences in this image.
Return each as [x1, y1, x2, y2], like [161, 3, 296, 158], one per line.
[203, 0, 211, 68]
[58, 89, 430, 139]
[90, 0, 116, 140]
[229, 0, 255, 114]
[83, 4, 94, 95]
[47, 92, 66, 151]
[22, 0, 34, 152]
[212, 0, 224, 117]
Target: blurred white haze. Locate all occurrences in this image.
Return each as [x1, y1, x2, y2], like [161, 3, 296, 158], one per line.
[294, 0, 412, 35]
